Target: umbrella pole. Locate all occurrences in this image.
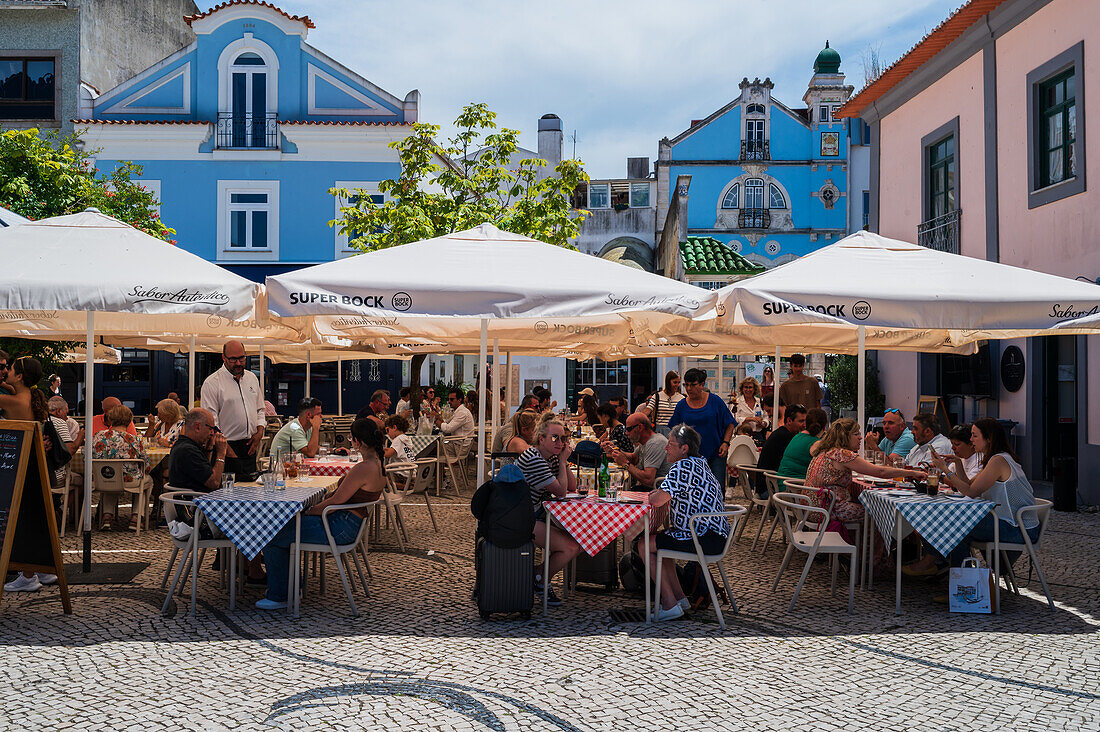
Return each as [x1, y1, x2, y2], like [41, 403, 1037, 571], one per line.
[505, 351, 513, 417]
[82, 311, 94, 571]
[476, 319, 488, 487]
[305, 350, 311, 398]
[188, 335, 196, 408]
[774, 347, 782, 421]
[337, 356, 343, 416]
[858, 326, 866, 442]
[259, 346, 266, 404]
[492, 339, 500, 430]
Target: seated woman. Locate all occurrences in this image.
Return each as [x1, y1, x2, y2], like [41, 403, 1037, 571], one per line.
[943, 424, 983, 479]
[778, 408, 829, 481]
[504, 410, 538, 455]
[146, 398, 184, 447]
[805, 418, 926, 523]
[576, 391, 599, 431]
[515, 418, 581, 605]
[257, 417, 387, 611]
[597, 402, 633, 454]
[904, 418, 1038, 576]
[91, 404, 149, 530]
[638, 424, 730, 621]
[732, 377, 770, 446]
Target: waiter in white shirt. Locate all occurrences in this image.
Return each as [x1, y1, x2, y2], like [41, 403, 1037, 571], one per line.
[201, 340, 265, 477]
[435, 387, 475, 439]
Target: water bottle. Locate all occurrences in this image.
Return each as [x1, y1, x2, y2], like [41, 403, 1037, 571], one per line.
[273, 448, 286, 489]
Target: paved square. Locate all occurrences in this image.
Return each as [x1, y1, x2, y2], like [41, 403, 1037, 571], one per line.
[1, 492, 1098, 731]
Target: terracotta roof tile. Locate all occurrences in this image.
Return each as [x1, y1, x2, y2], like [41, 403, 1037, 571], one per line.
[72, 119, 212, 125]
[836, 0, 1007, 119]
[184, 1, 315, 29]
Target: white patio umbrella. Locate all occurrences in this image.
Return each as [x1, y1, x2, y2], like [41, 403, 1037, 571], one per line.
[708, 230, 1100, 436]
[265, 223, 713, 484]
[0, 210, 270, 566]
[57, 344, 122, 365]
[0, 205, 30, 228]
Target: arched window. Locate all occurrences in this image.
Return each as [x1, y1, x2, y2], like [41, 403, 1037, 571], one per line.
[769, 183, 786, 209]
[746, 103, 765, 115]
[745, 178, 764, 209]
[721, 183, 740, 209]
[221, 51, 275, 148]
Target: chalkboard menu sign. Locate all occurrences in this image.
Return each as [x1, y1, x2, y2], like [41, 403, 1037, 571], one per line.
[1000, 345, 1025, 393]
[0, 420, 70, 614]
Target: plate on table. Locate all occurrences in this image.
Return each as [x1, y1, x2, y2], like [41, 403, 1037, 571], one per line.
[564, 493, 581, 499]
[878, 489, 917, 497]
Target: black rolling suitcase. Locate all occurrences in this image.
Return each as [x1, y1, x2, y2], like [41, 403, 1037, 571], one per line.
[571, 542, 619, 590]
[476, 538, 534, 620]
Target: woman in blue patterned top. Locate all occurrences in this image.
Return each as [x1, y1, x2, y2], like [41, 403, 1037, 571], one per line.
[638, 424, 730, 621]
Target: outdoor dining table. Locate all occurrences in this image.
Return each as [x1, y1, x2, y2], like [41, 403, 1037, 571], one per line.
[192, 474, 339, 616]
[541, 491, 654, 622]
[303, 457, 356, 477]
[855, 479, 1000, 615]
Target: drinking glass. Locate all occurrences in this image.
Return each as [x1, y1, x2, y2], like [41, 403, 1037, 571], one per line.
[349, 450, 360, 463]
[318, 444, 330, 459]
[222, 473, 235, 491]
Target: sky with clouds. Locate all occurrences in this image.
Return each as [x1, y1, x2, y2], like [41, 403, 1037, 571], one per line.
[297, 0, 963, 178]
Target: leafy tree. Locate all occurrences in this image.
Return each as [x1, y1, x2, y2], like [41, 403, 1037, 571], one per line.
[329, 103, 589, 415]
[825, 354, 886, 417]
[0, 126, 176, 380]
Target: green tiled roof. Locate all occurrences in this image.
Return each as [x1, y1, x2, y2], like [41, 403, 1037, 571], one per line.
[679, 237, 766, 275]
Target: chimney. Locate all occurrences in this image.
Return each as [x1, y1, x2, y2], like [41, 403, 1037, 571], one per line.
[627, 157, 649, 179]
[538, 114, 563, 166]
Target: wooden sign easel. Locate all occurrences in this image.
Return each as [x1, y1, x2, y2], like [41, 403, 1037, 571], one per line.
[0, 420, 71, 613]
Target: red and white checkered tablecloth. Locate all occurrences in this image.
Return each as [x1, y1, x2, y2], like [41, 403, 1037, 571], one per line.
[303, 459, 354, 477]
[542, 498, 651, 557]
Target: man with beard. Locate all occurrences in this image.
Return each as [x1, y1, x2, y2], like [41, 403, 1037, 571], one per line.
[201, 340, 265, 477]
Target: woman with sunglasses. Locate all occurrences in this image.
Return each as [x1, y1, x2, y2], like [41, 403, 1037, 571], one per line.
[666, 368, 736, 484]
[515, 418, 581, 605]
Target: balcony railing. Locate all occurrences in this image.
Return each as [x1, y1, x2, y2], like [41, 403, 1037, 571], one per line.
[740, 139, 770, 161]
[738, 208, 771, 229]
[216, 112, 279, 150]
[917, 209, 961, 254]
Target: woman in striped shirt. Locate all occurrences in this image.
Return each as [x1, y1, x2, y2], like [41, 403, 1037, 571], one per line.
[642, 371, 683, 436]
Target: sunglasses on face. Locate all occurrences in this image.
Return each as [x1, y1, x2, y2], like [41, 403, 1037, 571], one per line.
[546, 433, 565, 442]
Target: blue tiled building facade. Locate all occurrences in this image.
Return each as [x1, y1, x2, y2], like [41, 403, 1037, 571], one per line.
[657, 43, 868, 273]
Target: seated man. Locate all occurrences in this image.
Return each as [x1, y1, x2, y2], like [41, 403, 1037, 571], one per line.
[91, 396, 137, 436]
[436, 388, 475, 439]
[869, 408, 917, 464]
[754, 403, 807, 496]
[609, 414, 669, 489]
[355, 389, 392, 427]
[270, 397, 323, 458]
[904, 412, 953, 467]
[48, 396, 83, 454]
[168, 409, 228, 493]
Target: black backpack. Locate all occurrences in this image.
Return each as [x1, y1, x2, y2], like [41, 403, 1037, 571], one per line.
[470, 465, 535, 549]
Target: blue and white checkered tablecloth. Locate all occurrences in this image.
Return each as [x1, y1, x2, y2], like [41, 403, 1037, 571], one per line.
[860, 490, 996, 559]
[194, 484, 327, 560]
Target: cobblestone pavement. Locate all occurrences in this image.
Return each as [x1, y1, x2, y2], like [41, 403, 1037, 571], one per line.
[1, 484, 1098, 732]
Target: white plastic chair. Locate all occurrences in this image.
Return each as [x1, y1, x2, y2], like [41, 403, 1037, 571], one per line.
[439, 436, 472, 496]
[653, 505, 747, 629]
[159, 489, 240, 615]
[50, 463, 79, 538]
[292, 500, 381, 617]
[733, 465, 769, 543]
[972, 498, 1054, 610]
[85, 458, 151, 532]
[771, 493, 857, 614]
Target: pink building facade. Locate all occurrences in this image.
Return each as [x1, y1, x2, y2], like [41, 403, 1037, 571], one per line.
[841, 0, 1099, 501]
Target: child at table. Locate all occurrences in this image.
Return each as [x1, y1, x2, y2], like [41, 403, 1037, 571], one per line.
[384, 414, 416, 463]
[257, 417, 387, 611]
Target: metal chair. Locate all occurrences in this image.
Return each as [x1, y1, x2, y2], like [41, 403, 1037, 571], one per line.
[972, 498, 1054, 610]
[160, 490, 240, 615]
[439, 436, 472, 496]
[733, 465, 769, 543]
[292, 500, 381, 617]
[771, 493, 857, 614]
[652, 506, 747, 629]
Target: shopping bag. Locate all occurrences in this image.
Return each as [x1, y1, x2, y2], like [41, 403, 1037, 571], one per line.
[948, 558, 996, 613]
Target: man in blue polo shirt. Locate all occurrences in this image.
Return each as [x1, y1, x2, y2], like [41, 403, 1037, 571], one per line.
[874, 408, 916, 463]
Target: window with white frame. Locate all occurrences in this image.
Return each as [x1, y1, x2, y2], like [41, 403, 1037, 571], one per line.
[818, 105, 830, 123]
[769, 183, 786, 209]
[217, 180, 278, 259]
[629, 182, 650, 208]
[334, 181, 384, 255]
[744, 178, 764, 209]
[588, 183, 610, 208]
[721, 183, 740, 209]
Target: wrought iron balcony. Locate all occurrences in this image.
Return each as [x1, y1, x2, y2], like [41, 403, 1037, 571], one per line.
[216, 112, 279, 150]
[738, 208, 771, 229]
[740, 139, 770, 161]
[917, 209, 961, 254]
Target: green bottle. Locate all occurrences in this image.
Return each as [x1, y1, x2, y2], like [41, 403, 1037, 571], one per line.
[597, 457, 610, 498]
